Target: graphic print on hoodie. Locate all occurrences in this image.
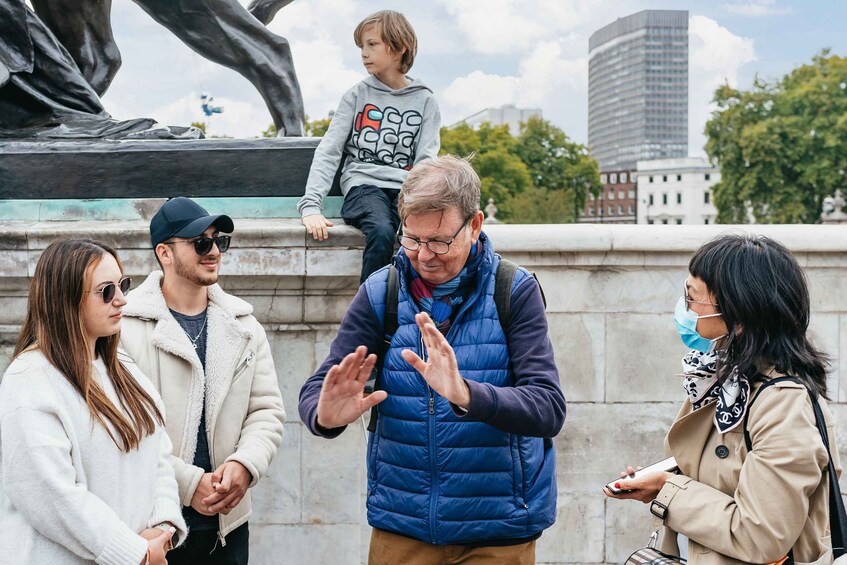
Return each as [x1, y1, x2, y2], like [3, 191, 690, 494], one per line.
[297, 75, 441, 218]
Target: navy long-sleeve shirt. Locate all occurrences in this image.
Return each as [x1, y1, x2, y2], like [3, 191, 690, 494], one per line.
[299, 271, 565, 439]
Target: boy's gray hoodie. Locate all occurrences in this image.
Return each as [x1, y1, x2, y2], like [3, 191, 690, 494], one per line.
[297, 75, 441, 218]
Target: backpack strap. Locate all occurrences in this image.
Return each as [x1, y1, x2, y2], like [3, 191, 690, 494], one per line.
[366, 264, 398, 433]
[494, 259, 546, 332]
[494, 259, 518, 330]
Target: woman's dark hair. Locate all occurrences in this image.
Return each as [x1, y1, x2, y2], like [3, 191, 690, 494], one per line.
[689, 233, 829, 398]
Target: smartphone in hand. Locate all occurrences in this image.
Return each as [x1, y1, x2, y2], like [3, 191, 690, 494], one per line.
[605, 456, 678, 494]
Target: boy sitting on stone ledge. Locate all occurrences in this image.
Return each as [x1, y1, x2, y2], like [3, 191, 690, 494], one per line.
[297, 9, 441, 283]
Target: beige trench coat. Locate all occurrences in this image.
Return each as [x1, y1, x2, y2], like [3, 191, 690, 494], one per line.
[657, 377, 840, 565]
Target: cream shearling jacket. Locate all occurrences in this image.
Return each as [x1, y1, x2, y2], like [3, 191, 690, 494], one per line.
[0, 351, 187, 564]
[120, 271, 285, 541]
[656, 377, 840, 565]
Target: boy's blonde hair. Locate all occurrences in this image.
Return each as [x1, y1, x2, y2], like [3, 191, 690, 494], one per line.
[354, 10, 417, 74]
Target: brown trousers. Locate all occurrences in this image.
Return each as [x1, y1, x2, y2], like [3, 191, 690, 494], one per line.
[368, 528, 536, 565]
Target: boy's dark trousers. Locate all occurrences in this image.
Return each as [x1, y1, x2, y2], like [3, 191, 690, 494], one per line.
[341, 184, 401, 283]
[167, 523, 249, 565]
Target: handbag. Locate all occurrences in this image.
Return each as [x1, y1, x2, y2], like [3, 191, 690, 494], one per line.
[624, 527, 686, 564]
[625, 376, 847, 565]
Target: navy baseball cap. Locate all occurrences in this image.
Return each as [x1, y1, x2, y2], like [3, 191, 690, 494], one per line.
[150, 197, 234, 247]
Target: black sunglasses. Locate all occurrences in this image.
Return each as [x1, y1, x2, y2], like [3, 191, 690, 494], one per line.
[92, 277, 132, 303]
[165, 235, 231, 256]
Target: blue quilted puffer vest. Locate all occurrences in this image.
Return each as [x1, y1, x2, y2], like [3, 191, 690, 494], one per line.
[363, 233, 557, 545]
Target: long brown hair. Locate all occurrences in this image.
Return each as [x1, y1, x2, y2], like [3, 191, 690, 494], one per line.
[14, 239, 163, 451]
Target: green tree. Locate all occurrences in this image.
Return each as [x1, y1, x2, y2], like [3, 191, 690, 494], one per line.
[439, 124, 532, 222]
[514, 117, 602, 222]
[705, 50, 847, 223]
[191, 121, 207, 135]
[306, 116, 332, 137]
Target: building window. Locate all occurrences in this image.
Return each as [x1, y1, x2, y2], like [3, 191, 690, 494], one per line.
[601, 174, 607, 184]
[632, 173, 638, 182]
[663, 175, 668, 182]
[649, 176, 654, 183]
[608, 206, 614, 216]
[705, 173, 711, 181]
[621, 172, 628, 183]
[628, 205, 634, 214]
[662, 193, 668, 205]
[704, 218, 710, 224]
[662, 219, 669, 225]
[618, 191, 625, 199]
[610, 173, 618, 184]
[676, 219, 683, 225]
[608, 191, 615, 200]
[588, 206, 595, 216]
[589, 193, 595, 201]
[649, 194, 654, 206]
[618, 205, 624, 214]
[676, 174, 682, 181]
[647, 219, 654, 225]
[628, 190, 636, 198]
[676, 193, 682, 204]
[704, 191, 710, 204]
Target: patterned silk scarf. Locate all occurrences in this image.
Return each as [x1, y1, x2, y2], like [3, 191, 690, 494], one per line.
[681, 349, 750, 434]
[407, 243, 481, 335]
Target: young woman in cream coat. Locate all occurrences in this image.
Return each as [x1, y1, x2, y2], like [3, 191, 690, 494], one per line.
[606, 234, 839, 565]
[0, 239, 187, 565]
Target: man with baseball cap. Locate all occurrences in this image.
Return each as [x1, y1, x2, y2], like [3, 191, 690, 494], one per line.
[120, 197, 285, 564]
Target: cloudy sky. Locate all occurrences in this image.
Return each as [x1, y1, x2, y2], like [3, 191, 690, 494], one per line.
[98, 0, 846, 155]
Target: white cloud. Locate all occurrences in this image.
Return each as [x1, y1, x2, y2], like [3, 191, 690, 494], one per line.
[688, 15, 757, 154]
[439, 40, 586, 136]
[290, 34, 365, 121]
[434, 0, 548, 55]
[722, 0, 793, 17]
[518, 41, 586, 107]
[441, 72, 521, 125]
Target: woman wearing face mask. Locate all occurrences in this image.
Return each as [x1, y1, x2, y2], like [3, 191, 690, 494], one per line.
[605, 234, 839, 565]
[0, 239, 186, 564]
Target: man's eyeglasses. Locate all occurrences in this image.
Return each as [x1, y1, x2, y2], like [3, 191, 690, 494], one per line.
[164, 235, 231, 256]
[91, 277, 132, 303]
[683, 280, 719, 313]
[397, 217, 471, 255]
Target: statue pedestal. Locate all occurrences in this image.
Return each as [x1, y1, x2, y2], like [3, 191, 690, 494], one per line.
[0, 137, 343, 221]
[0, 137, 340, 199]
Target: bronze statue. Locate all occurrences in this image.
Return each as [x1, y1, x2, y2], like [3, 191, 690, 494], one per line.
[0, 0, 304, 138]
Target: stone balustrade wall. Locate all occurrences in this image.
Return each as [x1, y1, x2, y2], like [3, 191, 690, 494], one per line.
[1, 220, 845, 564]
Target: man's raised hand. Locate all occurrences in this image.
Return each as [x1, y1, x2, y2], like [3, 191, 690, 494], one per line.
[316, 346, 387, 429]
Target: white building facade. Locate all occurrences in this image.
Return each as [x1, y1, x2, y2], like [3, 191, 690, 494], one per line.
[454, 104, 542, 137]
[636, 157, 719, 224]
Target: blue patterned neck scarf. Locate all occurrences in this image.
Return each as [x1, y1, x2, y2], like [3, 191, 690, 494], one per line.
[407, 242, 481, 335]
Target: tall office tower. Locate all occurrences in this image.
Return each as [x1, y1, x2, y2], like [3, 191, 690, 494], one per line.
[588, 10, 689, 172]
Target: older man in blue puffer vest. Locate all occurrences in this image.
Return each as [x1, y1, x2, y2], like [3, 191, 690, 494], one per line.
[299, 155, 565, 565]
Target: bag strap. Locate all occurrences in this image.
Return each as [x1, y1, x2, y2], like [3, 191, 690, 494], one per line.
[742, 376, 847, 558]
[365, 264, 398, 433]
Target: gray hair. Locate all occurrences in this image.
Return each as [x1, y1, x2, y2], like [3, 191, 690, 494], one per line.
[398, 155, 480, 222]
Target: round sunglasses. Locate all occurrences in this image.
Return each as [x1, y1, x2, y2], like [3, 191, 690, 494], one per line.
[91, 277, 132, 303]
[164, 235, 231, 256]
